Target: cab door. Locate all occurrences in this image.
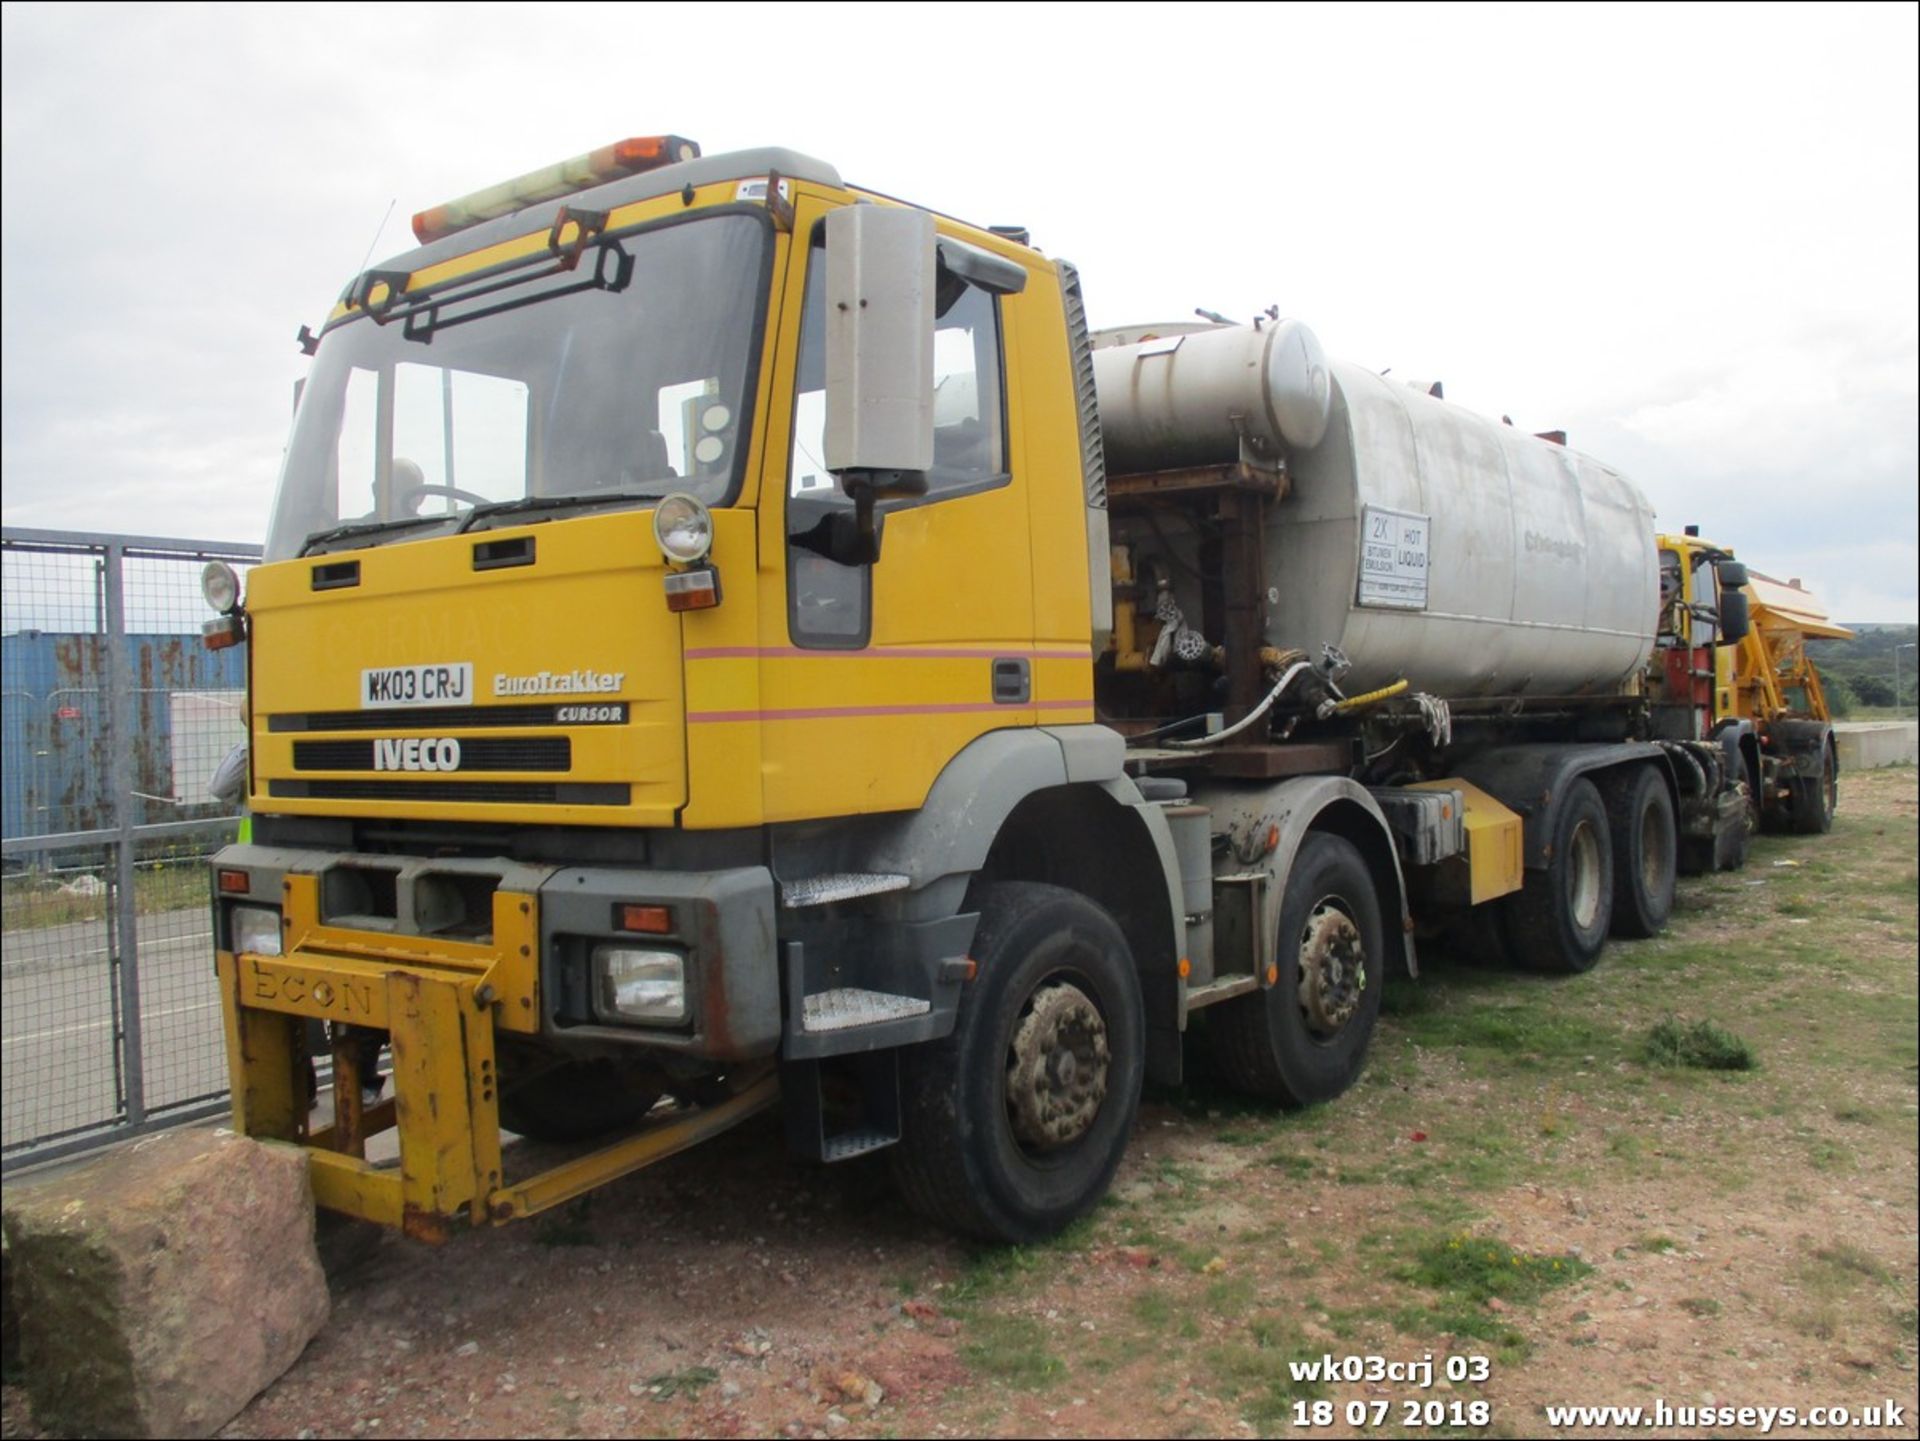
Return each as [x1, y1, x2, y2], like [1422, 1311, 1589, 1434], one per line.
[755, 201, 1038, 823]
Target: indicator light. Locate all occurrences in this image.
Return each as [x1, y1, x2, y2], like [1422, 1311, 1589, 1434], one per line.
[615, 903, 674, 934]
[663, 566, 721, 612]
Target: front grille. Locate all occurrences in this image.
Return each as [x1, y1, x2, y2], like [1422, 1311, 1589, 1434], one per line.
[269, 702, 627, 732]
[270, 779, 629, 806]
[292, 738, 572, 772]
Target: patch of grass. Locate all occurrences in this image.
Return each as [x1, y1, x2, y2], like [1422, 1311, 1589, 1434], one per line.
[945, 1243, 1051, 1303]
[1403, 1232, 1593, 1305]
[1205, 1274, 1258, 1316]
[1643, 1017, 1756, 1071]
[1807, 1138, 1855, 1172]
[1266, 1150, 1316, 1179]
[1397, 1001, 1623, 1070]
[1205, 1315, 1324, 1430]
[959, 1313, 1065, 1390]
[1132, 1292, 1176, 1327]
[1812, 1243, 1891, 1283]
[1639, 1234, 1678, 1254]
[1830, 1103, 1881, 1125]
[1679, 1297, 1722, 1318]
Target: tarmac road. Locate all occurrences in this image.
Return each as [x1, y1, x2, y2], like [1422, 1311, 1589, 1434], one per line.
[0, 907, 226, 1151]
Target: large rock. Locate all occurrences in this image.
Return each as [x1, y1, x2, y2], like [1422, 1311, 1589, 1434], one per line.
[1, 1128, 329, 1439]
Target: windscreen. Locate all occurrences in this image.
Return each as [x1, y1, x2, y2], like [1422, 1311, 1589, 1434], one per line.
[265, 212, 769, 560]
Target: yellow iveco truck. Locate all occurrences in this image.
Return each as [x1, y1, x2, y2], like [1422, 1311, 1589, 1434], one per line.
[208, 138, 1767, 1243]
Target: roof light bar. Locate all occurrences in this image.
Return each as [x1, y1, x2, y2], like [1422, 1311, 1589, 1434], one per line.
[412, 135, 702, 244]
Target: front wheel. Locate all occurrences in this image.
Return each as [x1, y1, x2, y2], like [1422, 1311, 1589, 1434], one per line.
[1789, 744, 1837, 835]
[1210, 832, 1385, 1105]
[892, 883, 1145, 1243]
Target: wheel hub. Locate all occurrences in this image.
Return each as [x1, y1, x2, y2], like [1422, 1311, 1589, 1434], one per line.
[1006, 981, 1110, 1151]
[1296, 903, 1366, 1036]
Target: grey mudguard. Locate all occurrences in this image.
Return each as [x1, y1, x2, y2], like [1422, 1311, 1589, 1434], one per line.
[1190, 775, 1417, 982]
[855, 725, 1135, 918]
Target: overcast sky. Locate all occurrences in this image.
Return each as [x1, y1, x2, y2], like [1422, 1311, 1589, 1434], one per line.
[3, 3, 1915, 619]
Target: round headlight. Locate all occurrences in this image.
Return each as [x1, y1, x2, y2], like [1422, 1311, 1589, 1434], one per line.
[651, 493, 713, 565]
[201, 561, 241, 614]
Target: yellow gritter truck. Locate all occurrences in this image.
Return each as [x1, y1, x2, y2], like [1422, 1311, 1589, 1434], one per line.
[207, 138, 1787, 1243]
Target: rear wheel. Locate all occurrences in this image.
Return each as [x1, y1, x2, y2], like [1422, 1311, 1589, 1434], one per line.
[1605, 766, 1676, 939]
[1789, 743, 1837, 835]
[1505, 778, 1612, 973]
[892, 882, 1144, 1243]
[1211, 833, 1385, 1105]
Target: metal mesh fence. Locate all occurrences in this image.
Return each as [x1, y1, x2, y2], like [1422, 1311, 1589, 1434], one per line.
[2, 528, 259, 1166]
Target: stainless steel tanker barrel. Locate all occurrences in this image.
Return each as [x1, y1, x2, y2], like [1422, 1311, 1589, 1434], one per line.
[1092, 323, 1658, 699]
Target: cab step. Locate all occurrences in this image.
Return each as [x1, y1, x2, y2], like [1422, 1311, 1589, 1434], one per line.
[781, 872, 911, 908]
[782, 1053, 901, 1163]
[802, 987, 931, 1033]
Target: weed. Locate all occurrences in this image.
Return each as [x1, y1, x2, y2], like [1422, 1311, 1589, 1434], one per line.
[642, 1366, 718, 1400]
[1639, 1235, 1678, 1254]
[1679, 1297, 1723, 1318]
[1266, 1151, 1316, 1179]
[1643, 1018, 1756, 1071]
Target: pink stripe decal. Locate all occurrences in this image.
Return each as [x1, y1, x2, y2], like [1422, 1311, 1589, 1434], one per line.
[688, 699, 1094, 724]
[683, 645, 1090, 661]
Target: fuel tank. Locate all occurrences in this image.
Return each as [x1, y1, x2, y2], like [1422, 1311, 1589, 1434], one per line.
[1092, 324, 1658, 699]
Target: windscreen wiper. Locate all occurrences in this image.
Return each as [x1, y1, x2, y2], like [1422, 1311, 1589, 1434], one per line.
[298, 514, 456, 556]
[456, 488, 665, 533]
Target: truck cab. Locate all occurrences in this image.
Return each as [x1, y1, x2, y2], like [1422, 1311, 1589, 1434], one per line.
[214, 141, 1240, 1243]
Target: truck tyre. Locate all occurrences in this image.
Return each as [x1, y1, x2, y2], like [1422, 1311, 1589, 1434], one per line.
[1504, 778, 1613, 973]
[1605, 766, 1676, 939]
[1209, 833, 1385, 1106]
[1716, 782, 1755, 871]
[891, 882, 1145, 1244]
[1788, 743, 1837, 835]
[497, 1055, 665, 1143]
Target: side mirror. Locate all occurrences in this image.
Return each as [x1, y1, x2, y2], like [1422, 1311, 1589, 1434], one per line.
[824, 205, 936, 480]
[1715, 559, 1750, 590]
[1717, 589, 1751, 646]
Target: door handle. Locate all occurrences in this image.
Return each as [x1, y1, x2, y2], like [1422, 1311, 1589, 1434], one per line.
[992, 658, 1030, 705]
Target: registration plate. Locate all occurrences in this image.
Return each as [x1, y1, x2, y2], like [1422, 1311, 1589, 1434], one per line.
[361, 662, 474, 708]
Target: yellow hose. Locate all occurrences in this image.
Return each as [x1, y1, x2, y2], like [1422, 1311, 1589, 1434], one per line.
[1332, 679, 1409, 712]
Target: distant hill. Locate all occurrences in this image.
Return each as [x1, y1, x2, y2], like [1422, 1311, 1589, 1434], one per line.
[1808, 624, 1918, 712]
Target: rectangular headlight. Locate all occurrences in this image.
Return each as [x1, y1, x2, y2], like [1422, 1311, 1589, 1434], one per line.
[593, 945, 686, 1024]
[231, 904, 283, 957]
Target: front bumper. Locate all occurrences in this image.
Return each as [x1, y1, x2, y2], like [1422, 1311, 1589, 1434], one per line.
[211, 844, 780, 1238]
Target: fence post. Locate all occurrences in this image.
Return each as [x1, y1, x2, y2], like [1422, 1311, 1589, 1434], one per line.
[100, 539, 146, 1127]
